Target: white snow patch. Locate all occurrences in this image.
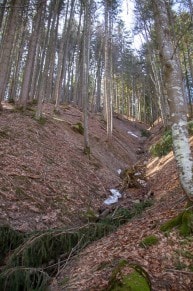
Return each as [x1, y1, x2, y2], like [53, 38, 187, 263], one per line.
[117, 169, 122, 175]
[104, 189, 122, 205]
[134, 172, 141, 176]
[127, 131, 138, 138]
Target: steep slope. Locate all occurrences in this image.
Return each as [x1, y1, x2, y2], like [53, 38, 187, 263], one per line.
[0, 103, 147, 232]
[52, 121, 193, 291]
[2, 103, 192, 290]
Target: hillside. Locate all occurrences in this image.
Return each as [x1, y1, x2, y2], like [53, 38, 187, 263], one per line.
[0, 103, 148, 230]
[0, 103, 192, 291]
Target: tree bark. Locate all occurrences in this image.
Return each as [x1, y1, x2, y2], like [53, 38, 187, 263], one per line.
[152, 0, 193, 201]
[104, 0, 113, 141]
[20, 0, 46, 109]
[82, 0, 91, 155]
[0, 0, 22, 109]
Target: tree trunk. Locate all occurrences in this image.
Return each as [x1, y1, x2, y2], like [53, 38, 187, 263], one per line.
[104, 0, 113, 141]
[20, 0, 46, 109]
[82, 0, 91, 155]
[152, 0, 193, 201]
[0, 0, 7, 30]
[54, 0, 75, 110]
[0, 0, 22, 109]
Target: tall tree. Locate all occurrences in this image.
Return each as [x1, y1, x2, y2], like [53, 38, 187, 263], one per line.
[54, 0, 76, 111]
[103, 0, 113, 141]
[82, 0, 92, 155]
[152, 0, 193, 201]
[0, 0, 7, 30]
[0, 0, 22, 109]
[20, 0, 47, 109]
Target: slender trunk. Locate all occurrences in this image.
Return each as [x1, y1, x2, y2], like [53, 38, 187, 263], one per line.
[0, 0, 7, 30]
[82, 0, 91, 155]
[104, 1, 113, 141]
[20, 0, 46, 108]
[54, 0, 75, 110]
[0, 0, 22, 108]
[73, 3, 83, 105]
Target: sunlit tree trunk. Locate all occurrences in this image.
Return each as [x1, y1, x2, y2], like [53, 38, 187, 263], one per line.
[153, 0, 193, 201]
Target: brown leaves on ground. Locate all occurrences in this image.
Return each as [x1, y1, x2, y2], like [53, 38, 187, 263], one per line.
[1, 102, 193, 290]
[0, 102, 147, 231]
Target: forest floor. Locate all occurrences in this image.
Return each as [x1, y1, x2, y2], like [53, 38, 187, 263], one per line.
[0, 102, 193, 290]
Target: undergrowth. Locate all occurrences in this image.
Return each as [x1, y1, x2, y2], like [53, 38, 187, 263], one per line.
[150, 129, 172, 157]
[141, 129, 151, 138]
[150, 121, 193, 157]
[101, 200, 153, 227]
[139, 235, 159, 248]
[0, 199, 153, 290]
[0, 226, 25, 264]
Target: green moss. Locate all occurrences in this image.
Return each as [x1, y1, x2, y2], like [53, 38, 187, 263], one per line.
[139, 235, 159, 248]
[188, 121, 193, 135]
[150, 130, 172, 157]
[175, 261, 187, 270]
[141, 129, 151, 137]
[106, 260, 151, 291]
[82, 208, 99, 222]
[111, 271, 150, 291]
[160, 209, 193, 237]
[72, 122, 84, 135]
[150, 122, 193, 157]
[160, 213, 183, 232]
[180, 210, 193, 236]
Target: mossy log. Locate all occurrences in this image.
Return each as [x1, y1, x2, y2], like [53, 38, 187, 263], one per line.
[106, 259, 152, 291]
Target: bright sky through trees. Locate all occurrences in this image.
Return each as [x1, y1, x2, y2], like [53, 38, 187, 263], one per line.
[120, 0, 144, 50]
